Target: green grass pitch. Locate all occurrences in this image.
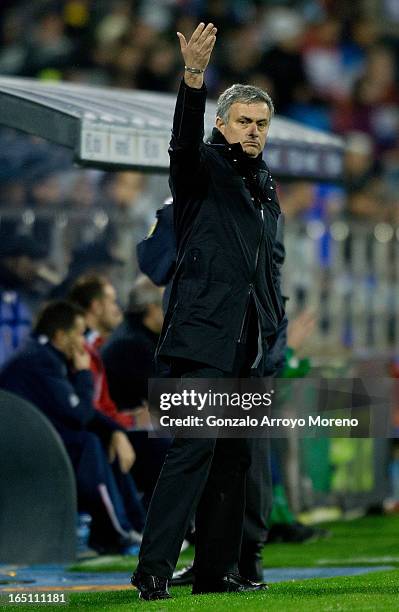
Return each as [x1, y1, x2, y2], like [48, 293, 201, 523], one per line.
[5, 516, 399, 611]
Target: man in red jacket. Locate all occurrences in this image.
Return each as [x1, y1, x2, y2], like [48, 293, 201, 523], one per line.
[69, 274, 169, 505]
[69, 274, 136, 458]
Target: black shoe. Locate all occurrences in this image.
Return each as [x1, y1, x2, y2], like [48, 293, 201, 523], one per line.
[171, 564, 195, 586]
[267, 522, 330, 544]
[192, 573, 268, 595]
[131, 570, 171, 600]
[239, 553, 263, 582]
[172, 557, 264, 586]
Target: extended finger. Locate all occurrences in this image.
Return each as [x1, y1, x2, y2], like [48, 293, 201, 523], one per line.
[200, 30, 217, 51]
[197, 22, 215, 44]
[199, 37, 216, 57]
[190, 22, 206, 43]
[176, 31, 187, 51]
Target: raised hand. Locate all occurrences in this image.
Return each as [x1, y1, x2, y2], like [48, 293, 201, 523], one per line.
[72, 346, 91, 371]
[177, 22, 217, 88]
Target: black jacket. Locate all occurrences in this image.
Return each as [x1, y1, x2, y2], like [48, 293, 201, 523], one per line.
[101, 314, 159, 410]
[138, 200, 287, 375]
[157, 80, 285, 372]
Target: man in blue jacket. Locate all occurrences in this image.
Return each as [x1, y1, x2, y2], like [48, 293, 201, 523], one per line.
[0, 300, 145, 554]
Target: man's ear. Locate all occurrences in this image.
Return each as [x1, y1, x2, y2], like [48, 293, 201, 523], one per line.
[216, 116, 226, 134]
[52, 328, 66, 350]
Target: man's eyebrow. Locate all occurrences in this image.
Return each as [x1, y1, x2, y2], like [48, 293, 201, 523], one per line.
[237, 115, 269, 123]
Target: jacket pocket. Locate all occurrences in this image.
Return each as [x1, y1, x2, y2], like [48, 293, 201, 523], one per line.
[174, 279, 231, 325]
[176, 278, 204, 304]
[188, 280, 231, 322]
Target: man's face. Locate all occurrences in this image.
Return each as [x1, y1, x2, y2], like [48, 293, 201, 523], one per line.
[216, 102, 271, 158]
[95, 283, 122, 334]
[110, 172, 146, 207]
[60, 315, 86, 359]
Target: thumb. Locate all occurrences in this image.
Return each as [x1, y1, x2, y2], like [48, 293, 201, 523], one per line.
[176, 31, 187, 52]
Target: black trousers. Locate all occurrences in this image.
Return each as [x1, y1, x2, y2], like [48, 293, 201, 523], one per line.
[137, 434, 271, 579]
[127, 431, 171, 509]
[137, 328, 272, 579]
[242, 437, 272, 574]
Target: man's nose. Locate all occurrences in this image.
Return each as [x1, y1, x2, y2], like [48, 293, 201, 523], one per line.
[247, 123, 259, 137]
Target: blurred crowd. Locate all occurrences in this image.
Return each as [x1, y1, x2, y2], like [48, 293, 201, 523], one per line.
[0, 0, 398, 228]
[0, 0, 397, 353]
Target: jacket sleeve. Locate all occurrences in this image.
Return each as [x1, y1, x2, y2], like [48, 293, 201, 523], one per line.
[263, 315, 288, 376]
[87, 410, 123, 442]
[170, 79, 207, 156]
[264, 212, 289, 376]
[29, 360, 97, 429]
[169, 79, 208, 220]
[272, 213, 286, 297]
[136, 202, 176, 286]
[36, 364, 123, 436]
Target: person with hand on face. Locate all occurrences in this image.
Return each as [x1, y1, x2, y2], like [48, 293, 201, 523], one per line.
[71, 335, 134, 466]
[131, 22, 285, 600]
[50, 293, 136, 478]
[0, 300, 145, 554]
[70, 274, 169, 508]
[68, 274, 134, 431]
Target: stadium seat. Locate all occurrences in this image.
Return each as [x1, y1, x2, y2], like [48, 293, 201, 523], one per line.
[0, 390, 77, 563]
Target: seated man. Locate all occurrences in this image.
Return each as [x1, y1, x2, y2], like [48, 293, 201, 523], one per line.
[69, 273, 169, 508]
[0, 300, 145, 554]
[101, 275, 170, 506]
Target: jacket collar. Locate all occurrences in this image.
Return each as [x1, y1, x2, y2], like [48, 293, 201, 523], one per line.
[207, 127, 266, 172]
[32, 333, 70, 367]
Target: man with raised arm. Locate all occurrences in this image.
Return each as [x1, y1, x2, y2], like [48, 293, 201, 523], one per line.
[131, 22, 285, 600]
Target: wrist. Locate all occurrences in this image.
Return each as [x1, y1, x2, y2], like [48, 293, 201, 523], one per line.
[183, 71, 204, 89]
[184, 65, 204, 74]
[112, 430, 125, 438]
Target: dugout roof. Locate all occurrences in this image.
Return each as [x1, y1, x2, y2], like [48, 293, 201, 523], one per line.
[0, 77, 344, 181]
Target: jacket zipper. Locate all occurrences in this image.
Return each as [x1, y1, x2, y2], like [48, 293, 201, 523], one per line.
[237, 285, 253, 343]
[254, 207, 264, 277]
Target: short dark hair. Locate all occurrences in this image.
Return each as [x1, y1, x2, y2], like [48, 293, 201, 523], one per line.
[69, 274, 108, 311]
[216, 84, 274, 122]
[34, 300, 85, 340]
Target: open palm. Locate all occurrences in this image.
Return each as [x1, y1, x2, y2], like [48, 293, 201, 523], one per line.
[177, 22, 217, 71]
